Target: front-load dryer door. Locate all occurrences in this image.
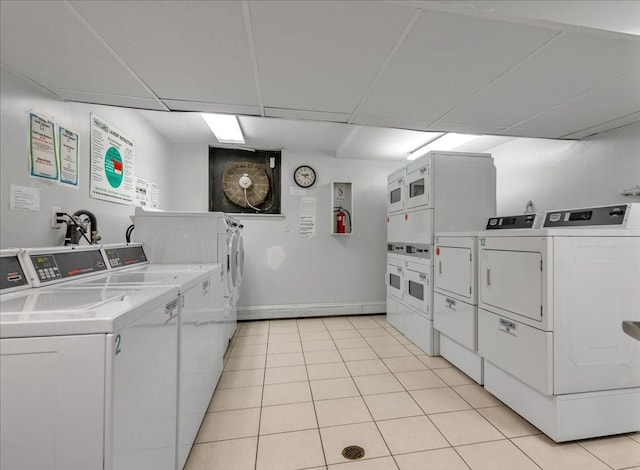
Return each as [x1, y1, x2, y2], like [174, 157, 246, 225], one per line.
[479, 236, 550, 330]
[228, 230, 238, 289]
[435, 246, 472, 302]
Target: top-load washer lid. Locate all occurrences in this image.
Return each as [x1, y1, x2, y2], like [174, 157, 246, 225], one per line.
[0, 285, 179, 338]
[58, 264, 221, 293]
[1, 249, 30, 294]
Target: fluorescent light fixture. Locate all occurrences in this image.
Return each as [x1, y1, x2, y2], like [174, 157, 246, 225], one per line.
[201, 113, 245, 144]
[407, 133, 480, 160]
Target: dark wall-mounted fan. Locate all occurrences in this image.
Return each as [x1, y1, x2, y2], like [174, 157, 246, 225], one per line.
[209, 147, 281, 214]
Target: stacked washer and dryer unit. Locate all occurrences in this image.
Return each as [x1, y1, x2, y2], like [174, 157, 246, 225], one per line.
[386, 151, 496, 355]
[134, 207, 244, 346]
[476, 203, 640, 441]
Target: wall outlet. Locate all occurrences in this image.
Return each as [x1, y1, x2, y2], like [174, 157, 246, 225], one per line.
[51, 206, 63, 229]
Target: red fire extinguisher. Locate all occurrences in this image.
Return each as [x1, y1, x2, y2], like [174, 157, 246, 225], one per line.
[336, 209, 346, 234]
[334, 207, 350, 234]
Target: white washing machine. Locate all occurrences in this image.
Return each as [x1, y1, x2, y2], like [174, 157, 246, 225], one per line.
[1, 246, 180, 470]
[434, 213, 543, 384]
[134, 208, 239, 343]
[385, 243, 438, 355]
[62, 243, 224, 470]
[477, 203, 640, 441]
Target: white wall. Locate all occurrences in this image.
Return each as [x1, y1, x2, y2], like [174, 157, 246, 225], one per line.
[167, 142, 400, 318]
[493, 122, 640, 214]
[0, 66, 172, 248]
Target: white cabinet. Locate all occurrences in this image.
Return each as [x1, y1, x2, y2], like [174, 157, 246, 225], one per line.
[1, 335, 106, 470]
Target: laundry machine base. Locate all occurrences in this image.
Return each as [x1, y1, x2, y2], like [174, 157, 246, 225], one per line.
[439, 334, 483, 384]
[484, 361, 640, 442]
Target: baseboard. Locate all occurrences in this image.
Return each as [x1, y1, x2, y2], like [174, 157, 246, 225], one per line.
[237, 301, 386, 320]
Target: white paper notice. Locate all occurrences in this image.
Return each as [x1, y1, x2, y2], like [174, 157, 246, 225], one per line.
[299, 197, 316, 238]
[90, 115, 134, 205]
[151, 183, 159, 208]
[59, 127, 79, 187]
[10, 184, 40, 211]
[134, 176, 150, 207]
[29, 113, 58, 180]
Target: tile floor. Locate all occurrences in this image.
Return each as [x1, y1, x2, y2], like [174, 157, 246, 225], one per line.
[185, 315, 640, 470]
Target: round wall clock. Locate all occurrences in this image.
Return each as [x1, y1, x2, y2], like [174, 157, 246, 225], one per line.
[293, 165, 317, 188]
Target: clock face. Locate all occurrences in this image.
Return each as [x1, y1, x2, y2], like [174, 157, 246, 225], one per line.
[293, 165, 317, 188]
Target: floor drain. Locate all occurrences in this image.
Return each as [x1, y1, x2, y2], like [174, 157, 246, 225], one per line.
[342, 445, 365, 460]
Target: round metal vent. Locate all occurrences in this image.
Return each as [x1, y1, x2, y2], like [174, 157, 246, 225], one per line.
[222, 162, 269, 208]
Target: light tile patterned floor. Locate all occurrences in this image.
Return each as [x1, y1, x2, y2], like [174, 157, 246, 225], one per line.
[185, 315, 640, 470]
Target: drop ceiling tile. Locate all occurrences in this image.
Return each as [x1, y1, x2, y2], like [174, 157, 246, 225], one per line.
[496, 126, 566, 139]
[510, 69, 640, 136]
[350, 114, 430, 132]
[52, 89, 166, 111]
[71, 1, 258, 106]
[0, 1, 155, 97]
[562, 112, 640, 139]
[336, 126, 441, 160]
[442, 31, 640, 127]
[355, 9, 557, 122]
[425, 121, 505, 135]
[250, 1, 416, 113]
[163, 100, 261, 116]
[264, 108, 351, 123]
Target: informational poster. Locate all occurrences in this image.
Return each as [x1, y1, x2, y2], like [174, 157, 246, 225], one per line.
[59, 127, 79, 187]
[10, 184, 40, 211]
[90, 114, 134, 205]
[299, 196, 316, 238]
[29, 113, 58, 180]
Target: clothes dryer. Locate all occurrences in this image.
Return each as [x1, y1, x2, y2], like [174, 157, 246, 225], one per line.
[1, 247, 180, 470]
[434, 214, 543, 384]
[477, 204, 640, 441]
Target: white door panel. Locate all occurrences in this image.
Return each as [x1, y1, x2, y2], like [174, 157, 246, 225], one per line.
[435, 246, 472, 301]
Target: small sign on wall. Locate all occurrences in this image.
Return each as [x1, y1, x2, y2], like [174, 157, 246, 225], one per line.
[28, 113, 58, 181]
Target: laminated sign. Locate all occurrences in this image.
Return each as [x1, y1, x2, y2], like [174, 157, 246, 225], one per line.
[90, 114, 134, 205]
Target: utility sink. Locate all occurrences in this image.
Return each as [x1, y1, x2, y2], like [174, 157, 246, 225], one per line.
[623, 321, 640, 342]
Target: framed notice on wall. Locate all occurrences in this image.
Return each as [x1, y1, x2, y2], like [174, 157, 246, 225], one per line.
[89, 114, 134, 205]
[28, 113, 58, 180]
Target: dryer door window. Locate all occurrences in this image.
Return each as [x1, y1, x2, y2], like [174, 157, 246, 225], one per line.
[404, 267, 431, 315]
[387, 177, 404, 214]
[406, 165, 430, 209]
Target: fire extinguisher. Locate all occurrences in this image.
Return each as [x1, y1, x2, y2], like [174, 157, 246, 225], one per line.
[334, 207, 351, 234]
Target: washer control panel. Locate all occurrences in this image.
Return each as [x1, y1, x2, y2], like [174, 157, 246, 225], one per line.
[0, 253, 29, 293]
[103, 244, 147, 270]
[544, 204, 629, 228]
[24, 246, 107, 286]
[485, 213, 542, 230]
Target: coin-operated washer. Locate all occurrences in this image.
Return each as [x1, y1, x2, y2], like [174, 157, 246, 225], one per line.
[134, 207, 241, 345]
[434, 213, 543, 384]
[61, 243, 224, 470]
[1, 245, 180, 470]
[477, 204, 640, 442]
